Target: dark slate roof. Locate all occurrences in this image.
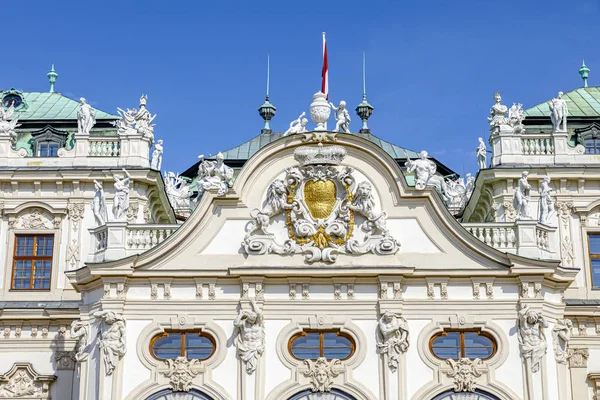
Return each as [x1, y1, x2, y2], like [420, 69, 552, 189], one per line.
[0, 301, 80, 309]
[564, 299, 600, 306]
[524, 87, 600, 117]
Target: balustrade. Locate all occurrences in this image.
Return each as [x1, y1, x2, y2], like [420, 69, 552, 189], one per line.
[521, 137, 554, 155]
[89, 139, 121, 157]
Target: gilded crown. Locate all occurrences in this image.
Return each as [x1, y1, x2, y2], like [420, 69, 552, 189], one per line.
[293, 144, 346, 166]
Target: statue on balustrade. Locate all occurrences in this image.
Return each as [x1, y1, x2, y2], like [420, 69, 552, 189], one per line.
[539, 177, 554, 225]
[196, 152, 234, 198]
[0, 100, 20, 143]
[77, 98, 96, 135]
[113, 107, 137, 135]
[92, 180, 108, 226]
[330, 100, 351, 133]
[283, 112, 309, 136]
[151, 139, 164, 170]
[518, 303, 548, 373]
[476, 137, 487, 169]
[135, 95, 156, 141]
[404, 150, 450, 203]
[113, 169, 131, 221]
[508, 103, 526, 133]
[513, 171, 532, 220]
[488, 91, 509, 129]
[549, 91, 568, 132]
[165, 171, 191, 211]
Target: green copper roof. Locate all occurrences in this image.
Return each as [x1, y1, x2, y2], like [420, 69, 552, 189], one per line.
[0, 91, 118, 120]
[220, 132, 421, 160]
[524, 87, 600, 117]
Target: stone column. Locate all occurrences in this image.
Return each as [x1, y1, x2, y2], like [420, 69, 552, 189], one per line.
[568, 348, 589, 400]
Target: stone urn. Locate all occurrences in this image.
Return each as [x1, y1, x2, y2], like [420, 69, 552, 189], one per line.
[310, 92, 331, 131]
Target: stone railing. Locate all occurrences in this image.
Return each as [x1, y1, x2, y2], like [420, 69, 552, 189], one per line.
[88, 138, 121, 157]
[463, 220, 557, 259]
[521, 136, 554, 155]
[88, 222, 179, 262]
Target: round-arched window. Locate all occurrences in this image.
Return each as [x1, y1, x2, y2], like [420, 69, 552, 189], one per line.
[288, 388, 357, 400]
[150, 330, 215, 360]
[429, 330, 496, 360]
[431, 389, 500, 400]
[289, 330, 354, 360]
[146, 388, 213, 400]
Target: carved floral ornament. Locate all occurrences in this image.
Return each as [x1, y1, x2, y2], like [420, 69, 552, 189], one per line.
[8, 208, 59, 230]
[0, 363, 55, 399]
[445, 358, 484, 393]
[242, 143, 399, 263]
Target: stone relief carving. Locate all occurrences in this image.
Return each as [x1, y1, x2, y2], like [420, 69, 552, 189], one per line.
[70, 320, 89, 362]
[196, 152, 234, 198]
[54, 351, 76, 370]
[517, 304, 548, 372]
[567, 347, 589, 368]
[476, 137, 487, 170]
[151, 139, 163, 170]
[66, 202, 85, 230]
[77, 98, 96, 135]
[502, 201, 516, 223]
[404, 150, 449, 203]
[445, 358, 484, 392]
[513, 171, 532, 220]
[303, 357, 342, 392]
[549, 91, 568, 132]
[127, 202, 139, 224]
[485, 283, 493, 299]
[208, 284, 215, 300]
[561, 236, 575, 267]
[539, 177, 554, 225]
[283, 112, 308, 136]
[0, 364, 55, 399]
[233, 299, 265, 374]
[329, 100, 351, 133]
[552, 318, 572, 364]
[113, 169, 131, 221]
[66, 239, 80, 269]
[302, 284, 310, 300]
[92, 180, 108, 226]
[164, 357, 200, 392]
[94, 311, 126, 376]
[0, 101, 21, 143]
[377, 311, 409, 372]
[242, 144, 399, 263]
[18, 208, 53, 230]
[289, 284, 297, 300]
[165, 172, 191, 215]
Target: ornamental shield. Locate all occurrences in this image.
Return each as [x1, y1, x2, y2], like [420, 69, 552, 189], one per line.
[304, 180, 336, 219]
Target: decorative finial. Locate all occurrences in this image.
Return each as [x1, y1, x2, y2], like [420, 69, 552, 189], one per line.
[258, 53, 276, 134]
[355, 51, 373, 134]
[47, 64, 58, 93]
[579, 60, 590, 88]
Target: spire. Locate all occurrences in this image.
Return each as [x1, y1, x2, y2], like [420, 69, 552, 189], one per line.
[355, 51, 373, 134]
[47, 64, 58, 93]
[579, 60, 590, 88]
[258, 53, 276, 134]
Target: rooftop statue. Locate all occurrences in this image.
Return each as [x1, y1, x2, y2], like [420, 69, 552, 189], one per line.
[549, 91, 568, 132]
[113, 169, 131, 221]
[151, 139, 163, 170]
[488, 91, 509, 128]
[476, 137, 487, 170]
[196, 152, 234, 199]
[92, 180, 108, 226]
[508, 102, 526, 133]
[404, 150, 450, 203]
[0, 101, 21, 143]
[164, 171, 191, 211]
[330, 100, 351, 133]
[113, 107, 137, 135]
[77, 97, 96, 135]
[283, 112, 308, 136]
[135, 95, 156, 141]
[513, 171, 532, 220]
[539, 176, 554, 225]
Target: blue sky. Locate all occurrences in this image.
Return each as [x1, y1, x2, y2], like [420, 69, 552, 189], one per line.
[2, 0, 599, 177]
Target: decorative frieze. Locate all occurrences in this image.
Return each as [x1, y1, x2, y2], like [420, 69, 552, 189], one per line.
[303, 357, 342, 392]
[440, 283, 448, 300]
[208, 284, 215, 300]
[151, 284, 158, 300]
[241, 283, 249, 300]
[289, 284, 297, 300]
[163, 284, 171, 300]
[164, 357, 199, 392]
[446, 358, 484, 392]
[302, 284, 309, 300]
[568, 348, 589, 368]
[195, 283, 203, 300]
[333, 284, 341, 300]
[0, 363, 55, 399]
[55, 351, 76, 370]
[427, 283, 435, 300]
[347, 283, 355, 300]
[255, 282, 264, 301]
[485, 282, 494, 299]
[116, 283, 126, 299]
[379, 282, 388, 300]
[472, 283, 480, 300]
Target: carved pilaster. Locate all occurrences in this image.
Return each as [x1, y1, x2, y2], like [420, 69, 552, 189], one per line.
[568, 348, 589, 368]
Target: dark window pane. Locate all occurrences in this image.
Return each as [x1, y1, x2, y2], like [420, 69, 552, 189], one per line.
[153, 333, 182, 359]
[590, 235, 600, 254]
[592, 259, 600, 287]
[463, 333, 494, 348]
[432, 347, 460, 359]
[464, 347, 494, 359]
[185, 334, 213, 360]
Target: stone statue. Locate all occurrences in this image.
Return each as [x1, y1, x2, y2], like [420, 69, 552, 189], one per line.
[303, 358, 342, 393]
[508, 103, 526, 133]
[549, 91, 568, 132]
[196, 152, 234, 198]
[465, 173, 475, 200]
[376, 311, 409, 372]
[93, 310, 126, 375]
[0, 101, 21, 143]
[404, 150, 449, 203]
[552, 318, 572, 364]
[349, 181, 390, 236]
[233, 299, 265, 374]
[135, 95, 156, 141]
[329, 100, 351, 133]
[488, 91, 509, 128]
[151, 139, 163, 170]
[77, 98, 96, 135]
[164, 172, 191, 211]
[517, 303, 548, 373]
[113, 107, 137, 135]
[283, 112, 309, 136]
[70, 320, 89, 362]
[113, 169, 131, 221]
[92, 180, 108, 226]
[513, 171, 532, 220]
[476, 137, 487, 169]
[539, 177, 554, 225]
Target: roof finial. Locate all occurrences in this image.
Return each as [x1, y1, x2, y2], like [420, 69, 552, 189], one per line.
[258, 53, 276, 134]
[355, 51, 373, 134]
[47, 64, 58, 93]
[579, 60, 590, 88]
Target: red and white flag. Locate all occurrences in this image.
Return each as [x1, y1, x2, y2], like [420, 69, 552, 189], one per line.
[321, 32, 329, 99]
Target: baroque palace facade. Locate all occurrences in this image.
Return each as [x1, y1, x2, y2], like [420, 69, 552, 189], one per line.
[0, 64, 599, 400]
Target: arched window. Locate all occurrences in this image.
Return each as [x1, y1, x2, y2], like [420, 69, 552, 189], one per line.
[146, 388, 213, 400]
[289, 330, 354, 360]
[584, 135, 600, 154]
[150, 330, 215, 360]
[288, 388, 357, 400]
[429, 330, 496, 360]
[431, 389, 500, 400]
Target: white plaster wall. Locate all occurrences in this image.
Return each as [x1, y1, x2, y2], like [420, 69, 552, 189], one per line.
[201, 220, 248, 255]
[406, 319, 434, 399]
[126, 284, 151, 300]
[445, 283, 474, 300]
[389, 219, 440, 253]
[353, 284, 378, 300]
[543, 324, 559, 400]
[403, 284, 429, 300]
[352, 319, 380, 398]
[212, 319, 238, 400]
[492, 318, 524, 399]
[264, 284, 291, 300]
[264, 319, 292, 397]
[121, 319, 153, 399]
[0, 215, 7, 289]
[82, 286, 104, 305]
[87, 323, 101, 400]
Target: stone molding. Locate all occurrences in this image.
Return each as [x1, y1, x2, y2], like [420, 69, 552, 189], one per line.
[567, 347, 589, 368]
[0, 363, 56, 399]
